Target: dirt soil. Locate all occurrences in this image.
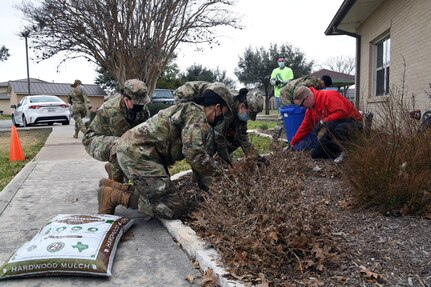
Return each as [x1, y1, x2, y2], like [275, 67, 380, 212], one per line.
[175, 150, 431, 287]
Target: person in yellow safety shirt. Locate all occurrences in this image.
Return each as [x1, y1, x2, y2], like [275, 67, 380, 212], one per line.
[270, 56, 294, 114]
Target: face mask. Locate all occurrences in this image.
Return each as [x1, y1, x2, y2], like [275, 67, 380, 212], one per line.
[210, 113, 224, 127]
[130, 104, 144, 113]
[278, 62, 285, 69]
[238, 111, 250, 122]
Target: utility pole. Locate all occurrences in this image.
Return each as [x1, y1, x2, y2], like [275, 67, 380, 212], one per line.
[21, 30, 31, 96]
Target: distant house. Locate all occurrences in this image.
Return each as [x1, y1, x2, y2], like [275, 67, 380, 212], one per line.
[311, 68, 355, 98]
[0, 81, 9, 114]
[326, 0, 431, 116]
[0, 78, 106, 115]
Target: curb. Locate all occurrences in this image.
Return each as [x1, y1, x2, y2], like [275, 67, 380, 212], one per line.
[0, 162, 37, 215]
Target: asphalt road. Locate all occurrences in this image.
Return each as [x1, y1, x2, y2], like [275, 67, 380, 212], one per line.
[0, 119, 68, 132]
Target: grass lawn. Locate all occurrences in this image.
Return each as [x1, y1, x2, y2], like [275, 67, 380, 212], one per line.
[168, 133, 272, 174]
[247, 120, 277, 130]
[0, 128, 51, 191]
[0, 115, 11, 120]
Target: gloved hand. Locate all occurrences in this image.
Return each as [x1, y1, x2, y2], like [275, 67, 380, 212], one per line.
[275, 80, 281, 86]
[313, 120, 326, 134]
[283, 142, 293, 152]
[257, 155, 270, 167]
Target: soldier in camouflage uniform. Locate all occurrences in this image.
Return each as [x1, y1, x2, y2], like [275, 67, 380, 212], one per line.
[68, 80, 92, 138]
[273, 75, 327, 140]
[97, 83, 233, 219]
[208, 88, 268, 165]
[174, 82, 267, 165]
[83, 79, 151, 183]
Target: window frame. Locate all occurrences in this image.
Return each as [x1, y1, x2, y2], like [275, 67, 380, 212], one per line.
[373, 34, 391, 97]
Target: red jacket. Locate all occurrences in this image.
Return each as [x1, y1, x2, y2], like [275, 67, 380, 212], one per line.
[290, 88, 363, 146]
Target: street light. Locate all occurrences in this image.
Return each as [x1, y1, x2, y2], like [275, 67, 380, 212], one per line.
[20, 30, 31, 96]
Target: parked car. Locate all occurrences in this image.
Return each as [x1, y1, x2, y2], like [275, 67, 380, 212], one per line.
[10, 95, 71, 127]
[151, 89, 175, 105]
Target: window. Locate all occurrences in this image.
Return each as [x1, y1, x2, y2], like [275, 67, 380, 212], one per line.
[374, 36, 390, 96]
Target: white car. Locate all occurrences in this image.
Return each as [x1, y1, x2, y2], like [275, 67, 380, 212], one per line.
[11, 95, 71, 127]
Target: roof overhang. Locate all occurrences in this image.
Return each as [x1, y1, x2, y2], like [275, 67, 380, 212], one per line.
[325, 0, 384, 36]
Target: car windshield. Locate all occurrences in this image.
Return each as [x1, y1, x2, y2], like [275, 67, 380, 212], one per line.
[30, 96, 63, 103]
[152, 90, 173, 98]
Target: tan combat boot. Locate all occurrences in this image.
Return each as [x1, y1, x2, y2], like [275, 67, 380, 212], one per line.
[97, 186, 131, 214]
[104, 162, 113, 179]
[99, 178, 130, 192]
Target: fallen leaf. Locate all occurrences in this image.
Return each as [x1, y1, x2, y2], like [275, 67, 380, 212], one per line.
[359, 265, 386, 283]
[201, 268, 218, 287]
[185, 274, 195, 283]
[268, 231, 278, 244]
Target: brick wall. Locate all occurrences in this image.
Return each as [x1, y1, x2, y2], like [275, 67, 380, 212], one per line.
[358, 0, 431, 115]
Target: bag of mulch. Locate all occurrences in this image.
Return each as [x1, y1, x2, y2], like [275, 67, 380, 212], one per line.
[0, 214, 133, 280]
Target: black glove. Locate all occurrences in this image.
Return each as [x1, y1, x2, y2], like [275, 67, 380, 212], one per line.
[275, 80, 281, 86]
[197, 179, 209, 191]
[257, 155, 270, 167]
[313, 120, 326, 134]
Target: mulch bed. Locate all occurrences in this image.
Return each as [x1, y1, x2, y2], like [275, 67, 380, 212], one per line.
[174, 149, 431, 287]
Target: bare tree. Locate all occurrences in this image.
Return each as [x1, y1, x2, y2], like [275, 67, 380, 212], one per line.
[321, 55, 355, 75]
[17, 0, 241, 93]
[0, 45, 10, 62]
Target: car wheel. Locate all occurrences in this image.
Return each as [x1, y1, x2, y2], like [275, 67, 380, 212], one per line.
[22, 115, 29, 127]
[12, 115, 20, 127]
[62, 120, 70, 126]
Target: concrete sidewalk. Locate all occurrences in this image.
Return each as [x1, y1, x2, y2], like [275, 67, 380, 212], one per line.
[0, 124, 202, 286]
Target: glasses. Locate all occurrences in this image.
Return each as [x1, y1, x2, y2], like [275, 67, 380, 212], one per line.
[299, 97, 306, 107]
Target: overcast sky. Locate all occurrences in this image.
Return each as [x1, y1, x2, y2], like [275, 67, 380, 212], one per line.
[0, 0, 355, 86]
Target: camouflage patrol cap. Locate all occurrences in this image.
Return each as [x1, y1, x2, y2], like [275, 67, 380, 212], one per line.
[204, 82, 234, 112]
[122, 79, 150, 105]
[246, 90, 264, 120]
[173, 81, 210, 103]
[70, 79, 82, 87]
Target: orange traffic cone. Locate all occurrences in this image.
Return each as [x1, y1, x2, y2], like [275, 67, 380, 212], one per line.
[9, 126, 25, 161]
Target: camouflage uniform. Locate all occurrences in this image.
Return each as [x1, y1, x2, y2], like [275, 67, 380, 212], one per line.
[83, 80, 150, 182]
[68, 83, 91, 137]
[83, 96, 150, 182]
[116, 102, 222, 219]
[273, 75, 323, 139]
[208, 90, 264, 164]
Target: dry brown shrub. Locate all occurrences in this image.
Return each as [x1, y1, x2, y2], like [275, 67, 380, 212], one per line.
[340, 85, 431, 215]
[184, 151, 343, 285]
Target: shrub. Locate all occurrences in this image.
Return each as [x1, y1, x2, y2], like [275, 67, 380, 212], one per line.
[186, 152, 341, 285]
[341, 86, 431, 215]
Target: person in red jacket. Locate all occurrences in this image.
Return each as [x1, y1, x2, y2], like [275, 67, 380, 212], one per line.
[290, 86, 363, 160]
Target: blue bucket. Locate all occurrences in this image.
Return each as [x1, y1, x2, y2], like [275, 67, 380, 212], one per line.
[280, 105, 317, 150]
